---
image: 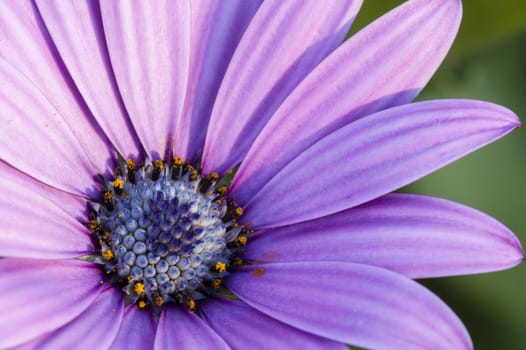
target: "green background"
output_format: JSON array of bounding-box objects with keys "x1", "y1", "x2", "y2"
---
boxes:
[{"x1": 351, "y1": 1, "x2": 526, "y2": 349}]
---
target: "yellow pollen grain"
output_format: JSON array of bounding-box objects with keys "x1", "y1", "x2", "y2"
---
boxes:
[
  {"x1": 89, "y1": 220, "x2": 102, "y2": 233},
  {"x1": 134, "y1": 282, "x2": 145, "y2": 294},
  {"x1": 215, "y1": 261, "x2": 227, "y2": 273},
  {"x1": 234, "y1": 207, "x2": 243, "y2": 217},
  {"x1": 217, "y1": 186, "x2": 227, "y2": 195},
  {"x1": 212, "y1": 279, "x2": 222, "y2": 288},
  {"x1": 154, "y1": 160, "x2": 164, "y2": 170},
  {"x1": 112, "y1": 178, "x2": 124, "y2": 190},
  {"x1": 187, "y1": 298, "x2": 196, "y2": 311},
  {"x1": 173, "y1": 156, "x2": 183, "y2": 167},
  {"x1": 102, "y1": 249, "x2": 114, "y2": 260},
  {"x1": 237, "y1": 236, "x2": 247, "y2": 245},
  {"x1": 103, "y1": 191, "x2": 113, "y2": 202},
  {"x1": 154, "y1": 296, "x2": 164, "y2": 306},
  {"x1": 127, "y1": 159, "x2": 136, "y2": 170},
  {"x1": 138, "y1": 300, "x2": 146, "y2": 308},
  {"x1": 208, "y1": 172, "x2": 219, "y2": 182}
]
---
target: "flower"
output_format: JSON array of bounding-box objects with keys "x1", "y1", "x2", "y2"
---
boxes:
[{"x1": 0, "y1": 0, "x2": 522, "y2": 349}]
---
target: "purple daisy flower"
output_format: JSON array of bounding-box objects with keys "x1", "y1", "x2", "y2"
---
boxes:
[{"x1": 0, "y1": 0, "x2": 522, "y2": 349}]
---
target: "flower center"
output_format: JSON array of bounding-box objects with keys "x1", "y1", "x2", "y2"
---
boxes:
[{"x1": 88, "y1": 156, "x2": 248, "y2": 310}]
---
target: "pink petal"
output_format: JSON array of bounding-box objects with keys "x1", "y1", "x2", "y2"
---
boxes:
[
  {"x1": 227, "y1": 262, "x2": 472, "y2": 350},
  {"x1": 35, "y1": 0, "x2": 141, "y2": 157},
  {"x1": 0, "y1": 161, "x2": 93, "y2": 259},
  {"x1": 231, "y1": 0, "x2": 462, "y2": 204},
  {"x1": 202, "y1": 0, "x2": 363, "y2": 174},
  {"x1": 109, "y1": 305, "x2": 157, "y2": 350},
  {"x1": 244, "y1": 193, "x2": 523, "y2": 278},
  {"x1": 174, "y1": 0, "x2": 262, "y2": 161},
  {"x1": 0, "y1": 0, "x2": 113, "y2": 172},
  {"x1": 100, "y1": 1, "x2": 190, "y2": 157},
  {"x1": 243, "y1": 100, "x2": 519, "y2": 228},
  {"x1": 0, "y1": 259, "x2": 103, "y2": 348}
]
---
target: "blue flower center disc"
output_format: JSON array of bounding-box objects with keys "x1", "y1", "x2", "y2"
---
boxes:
[{"x1": 88, "y1": 157, "x2": 247, "y2": 310}]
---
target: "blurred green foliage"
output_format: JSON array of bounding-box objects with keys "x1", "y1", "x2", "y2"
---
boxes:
[{"x1": 350, "y1": 1, "x2": 526, "y2": 349}]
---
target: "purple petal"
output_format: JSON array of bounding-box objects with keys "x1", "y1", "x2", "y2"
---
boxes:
[
  {"x1": 154, "y1": 306, "x2": 230, "y2": 350},
  {"x1": 110, "y1": 305, "x2": 157, "y2": 350},
  {"x1": 227, "y1": 262, "x2": 472, "y2": 350},
  {"x1": 100, "y1": 1, "x2": 189, "y2": 157},
  {"x1": 19, "y1": 287, "x2": 124, "y2": 349},
  {"x1": 202, "y1": 0, "x2": 363, "y2": 174},
  {"x1": 0, "y1": 161, "x2": 85, "y2": 219},
  {"x1": 35, "y1": 0, "x2": 141, "y2": 157},
  {"x1": 231, "y1": 0, "x2": 462, "y2": 204},
  {"x1": 0, "y1": 259, "x2": 103, "y2": 348},
  {"x1": 243, "y1": 100, "x2": 519, "y2": 228},
  {"x1": 0, "y1": 1, "x2": 113, "y2": 171},
  {"x1": 174, "y1": 0, "x2": 262, "y2": 162},
  {"x1": 0, "y1": 162, "x2": 93, "y2": 259},
  {"x1": 244, "y1": 193, "x2": 523, "y2": 278},
  {"x1": 0, "y1": 59, "x2": 97, "y2": 196},
  {"x1": 201, "y1": 298, "x2": 347, "y2": 350}
]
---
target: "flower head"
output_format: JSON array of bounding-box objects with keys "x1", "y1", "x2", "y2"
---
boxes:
[{"x1": 0, "y1": 0, "x2": 522, "y2": 349}]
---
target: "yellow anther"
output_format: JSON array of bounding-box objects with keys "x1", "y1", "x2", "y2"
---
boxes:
[
  {"x1": 89, "y1": 219, "x2": 102, "y2": 233},
  {"x1": 173, "y1": 156, "x2": 183, "y2": 167},
  {"x1": 237, "y1": 236, "x2": 247, "y2": 245},
  {"x1": 215, "y1": 261, "x2": 227, "y2": 273},
  {"x1": 212, "y1": 279, "x2": 222, "y2": 289},
  {"x1": 134, "y1": 282, "x2": 145, "y2": 294},
  {"x1": 208, "y1": 172, "x2": 219, "y2": 182},
  {"x1": 127, "y1": 159, "x2": 136, "y2": 170},
  {"x1": 234, "y1": 207, "x2": 244, "y2": 217},
  {"x1": 112, "y1": 178, "x2": 124, "y2": 190},
  {"x1": 138, "y1": 300, "x2": 146, "y2": 308},
  {"x1": 186, "y1": 298, "x2": 196, "y2": 311},
  {"x1": 154, "y1": 296, "x2": 164, "y2": 307},
  {"x1": 154, "y1": 160, "x2": 164, "y2": 170},
  {"x1": 102, "y1": 249, "x2": 114, "y2": 260},
  {"x1": 190, "y1": 170, "x2": 198, "y2": 181},
  {"x1": 103, "y1": 191, "x2": 113, "y2": 203},
  {"x1": 217, "y1": 186, "x2": 227, "y2": 196}
]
